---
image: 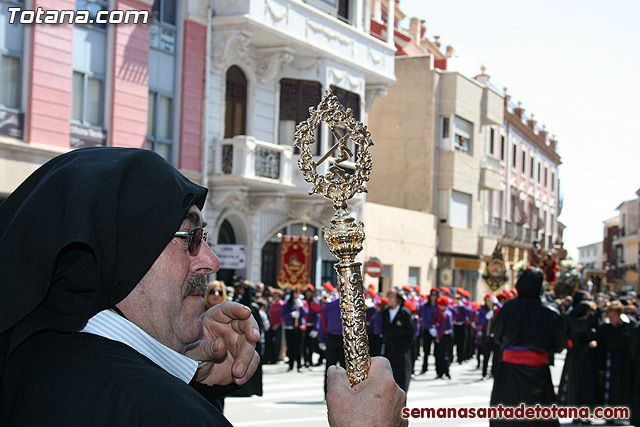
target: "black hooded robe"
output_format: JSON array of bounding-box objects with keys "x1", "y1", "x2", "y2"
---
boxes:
[
  {"x1": 597, "y1": 318, "x2": 636, "y2": 409},
  {"x1": 382, "y1": 305, "x2": 415, "y2": 393},
  {"x1": 0, "y1": 148, "x2": 236, "y2": 426},
  {"x1": 556, "y1": 292, "x2": 599, "y2": 409},
  {"x1": 489, "y1": 269, "x2": 566, "y2": 427}
]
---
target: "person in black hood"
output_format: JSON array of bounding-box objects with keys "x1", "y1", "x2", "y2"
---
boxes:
[
  {"x1": 556, "y1": 290, "x2": 599, "y2": 423},
  {"x1": 0, "y1": 147, "x2": 261, "y2": 426},
  {"x1": 489, "y1": 268, "x2": 566, "y2": 427},
  {"x1": 231, "y1": 284, "x2": 265, "y2": 398}
]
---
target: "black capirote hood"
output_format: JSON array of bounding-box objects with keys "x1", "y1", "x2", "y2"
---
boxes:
[{"x1": 0, "y1": 147, "x2": 207, "y2": 379}]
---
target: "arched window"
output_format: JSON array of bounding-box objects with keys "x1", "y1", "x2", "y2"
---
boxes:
[
  {"x1": 225, "y1": 66, "x2": 247, "y2": 138},
  {"x1": 218, "y1": 219, "x2": 236, "y2": 244}
]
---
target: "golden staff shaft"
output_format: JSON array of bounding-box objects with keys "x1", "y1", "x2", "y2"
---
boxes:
[{"x1": 323, "y1": 210, "x2": 371, "y2": 385}]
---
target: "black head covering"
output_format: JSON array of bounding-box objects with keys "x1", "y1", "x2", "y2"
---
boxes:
[
  {"x1": 515, "y1": 267, "x2": 544, "y2": 300},
  {"x1": 240, "y1": 285, "x2": 257, "y2": 307},
  {"x1": 572, "y1": 290, "x2": 589, "y2": 308},
  {"x1": 0, "y1": 147, "x2": 207, "y2": 415}
]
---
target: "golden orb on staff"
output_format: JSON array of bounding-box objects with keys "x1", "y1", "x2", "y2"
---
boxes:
[{"x1": 294, "y1": 90, "x2": 373, "y2": 386}]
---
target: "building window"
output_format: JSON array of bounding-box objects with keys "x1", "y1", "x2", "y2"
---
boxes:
[
  {"x1": 453, "y1": 116, "x2": 473, "y2": 154},
  {"x1": 146, "y1": 90, "x2": 173, "y2": 161},
  {"x1": 305, "y1": 0, "x2": 350, "y2": 23},
  {"x1": 150, "y1": 0, "x2": 176, "y2": 53},
  {"x1": 450, "y1": 190, "x2": 471, "y2": 228},
  {"x1": 521, "y1": 150, "x2": 526, "y2": 174},
  {"x1": 225, "y1": 66, "x2": 247, "y2": 138},
  {"x1": 279, "y1": 78, "x2": 321, "y2": 153},
  {"x1": 512, "y1": 143, "x2": 517, "y2": 168},
  {"x1": 537, "y1": 162, "x2": 541, "y2": 183},
  {"x1": 442, "y1": 117, "x2": 450, "y2": 139},
  {"x1": 0, "y1": 2, "x2": 25, "y2": 139},
  {"x1": 544, "y1": 166, "x2": 548, "y2": 187},
  {"x1": 489, "y1": 128, "x2": 495, "y2": 155},
  {"x1": 408, "y1": 267, "x2": 420, "y2": 287},
  {"x1": 551, "y1": 172, "x2": 555, "y2": 191},
  {"x1": 71, "y1": 71, "x2": 104, "y2": 126},
  {"x1": 0, "y1": 54, "x2": 20, "y2": 109},
  {"x1": 337, "y1": 0, "x2": 349, "y2": 22},
  {"x1": 500, "y1": 135, "x2": 505, "y2": 161},
  {"x1": 530, "y1": 156, "x2": 534, "y2": 179},
  {"x1": 329, "y1": 85, "x2": 360, "y2": 159},
  {"x1": 76, "y1": 0, "x2": 108, "y2": 30}
]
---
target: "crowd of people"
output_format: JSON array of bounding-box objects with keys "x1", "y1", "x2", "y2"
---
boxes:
[{"x1": 222, "y1": 270, "x2": 640, "y2": 425}]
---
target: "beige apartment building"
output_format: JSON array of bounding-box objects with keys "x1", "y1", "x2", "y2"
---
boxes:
[
  {"x1": 364, "y1": 51, "x2": 504, "y2": 299},
  {"x1": 363, "y1": 10, "x2": 566, "y2": 298}
]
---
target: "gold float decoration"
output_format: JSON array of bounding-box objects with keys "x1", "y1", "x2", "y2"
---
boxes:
[
  {"x1": 482, "y1": 242, "x2": 509, "y2": 291},
  {"x1": 294, "y1": 90, "x2": 372, "y2": 386}
]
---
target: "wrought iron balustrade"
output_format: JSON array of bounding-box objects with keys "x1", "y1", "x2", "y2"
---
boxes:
[{"x1": 255, "y1": 146, "x2": 281, "y2": 179}]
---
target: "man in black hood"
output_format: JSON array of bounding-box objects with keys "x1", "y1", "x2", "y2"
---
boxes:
[
  {"x1": 489, "y1": 268, "x2": 566, "y2": 426},
  {"x1": 0, "y1": 147, "x2": 407, "y2": 426},
  {"x1": 0, "y1": 147, "x2": 261, "y2": 426}
]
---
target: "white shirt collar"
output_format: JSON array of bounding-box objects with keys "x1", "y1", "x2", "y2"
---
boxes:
[
  {"x1": 389, "y1": 305, "x2": 401, "y2": 322},
  {"x1": 81, "y1": 309, "x2": 199, "y2": 384}
]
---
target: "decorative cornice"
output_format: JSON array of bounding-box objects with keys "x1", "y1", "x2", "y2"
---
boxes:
[
  {"x1": 212, "y1": 29, "x2": 252, "y2": 70},
  {"x1": 368, "y1": 47, "x2": 383, "y2": 64},
  {"x1": 331, "y1": 67, "x2": 363, "y2": 91},
  {"x1": 290, "y1": 57, "x2": 321, "y2": 73},
  {"x1": 365, "y1": 84, "x2": 387, "y2": 112},
  {"x1": 257, "y1": 47, "x2": 294, "y2": 84},
  {"x1": 249, "y1": 192, "x2": 286, "y2": 213},
  {"x1": 506, "y1": 111, "x2": 561, "y2": 164},
  {"x1": 307, "y1": 19, "x2": 353, "y2": 46},
  {"x1": 265, "y1": 0, "x2": 288, "y2": 23}
]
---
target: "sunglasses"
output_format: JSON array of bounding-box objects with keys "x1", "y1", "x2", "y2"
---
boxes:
[
  {"x1": 208, "y1": 289, "x2": 222, "y2": 296},
  {"x1": 174, "y1": 227, "x2": 208, "y2": 255}
]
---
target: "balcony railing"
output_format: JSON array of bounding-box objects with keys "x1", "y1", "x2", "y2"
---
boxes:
[
  {"x1": 254, "y1": 146, "x2": 281, "y2": 179},
  {"x1": 483, "y1": 217, "x2": 502, "y2": 237},
  {"x1": 217, "y1": 136, "x2": 293, "y2": 186},
  {"x1": 503, "y1": 220, "x2": 537, "y2": 245}
]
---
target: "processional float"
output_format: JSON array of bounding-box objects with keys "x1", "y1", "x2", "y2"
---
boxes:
[{"x1": 294, "y1": 90, "x2": 373, "y2": 386}]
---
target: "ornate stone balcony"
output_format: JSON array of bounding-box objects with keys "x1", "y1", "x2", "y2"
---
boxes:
[{"x1": 215, "y1": 135, "x2": 293, "y2": 187}]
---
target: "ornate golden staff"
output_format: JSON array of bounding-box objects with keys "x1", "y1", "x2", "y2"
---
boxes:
[{"x1": 294, "y1": 90, "x2": 373, "y2": 386}]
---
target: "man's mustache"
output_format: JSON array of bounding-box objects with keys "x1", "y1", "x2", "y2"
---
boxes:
[{"x1": 183, "y1": 274, "x2": 208, "y2": 298}]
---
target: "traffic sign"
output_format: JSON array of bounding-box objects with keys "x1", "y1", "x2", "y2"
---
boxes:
[
  {"x1": 364, "y1": 259, "x2": 383, "y2": 278},
  {"x1": 213, "y1": 244, "x2": 246, "y2": 269}
]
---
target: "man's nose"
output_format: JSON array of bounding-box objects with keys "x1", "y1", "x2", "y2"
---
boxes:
[{"x1": 193, "y1": 242, "x2": 220, "y2": 275}]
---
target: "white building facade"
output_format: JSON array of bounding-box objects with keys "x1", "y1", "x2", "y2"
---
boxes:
[{"x1": 204, "y1": 0, "x2": 396, "y2": 286}]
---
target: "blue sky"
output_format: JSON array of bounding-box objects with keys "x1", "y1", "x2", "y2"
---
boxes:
[{"x1": 397, "y1": 0, "x2": 640, "y2": 259}]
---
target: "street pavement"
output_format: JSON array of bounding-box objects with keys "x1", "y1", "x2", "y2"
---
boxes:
[{"x1": 224, "y1": 351, "x2": 628, "y2": 426}]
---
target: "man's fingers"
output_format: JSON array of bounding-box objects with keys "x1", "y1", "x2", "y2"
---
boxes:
[
  {"x1": 234, "y1": 350, "x2": 260, "y2": 385},
  {"x1": 211, "y1": 301, "x2": 252, "y2": 323},
  {"x1": 326, "y1": 364, "x2": 351, "y2": 394},
  {"x1": 230, "y1": 334, "x2": 257, "y2": 378},
  {"x1": 237, "y1": 316, "x2": 261, "y2": 343},
  {"x1": 183, "y1": 338, "x2": 226, "y2": 362}
]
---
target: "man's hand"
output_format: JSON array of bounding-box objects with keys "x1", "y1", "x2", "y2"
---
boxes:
[
  {"x1": 184, "y1": 301, "x2": 261, "y2": 386},
  {"x1": 326, "y1": 357, "x2": 407, "y2": 427}
]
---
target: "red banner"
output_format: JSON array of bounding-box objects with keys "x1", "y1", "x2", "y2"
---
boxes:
[{"x1": 277, "y1": 235, "x2": 312, "y2": 289}]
